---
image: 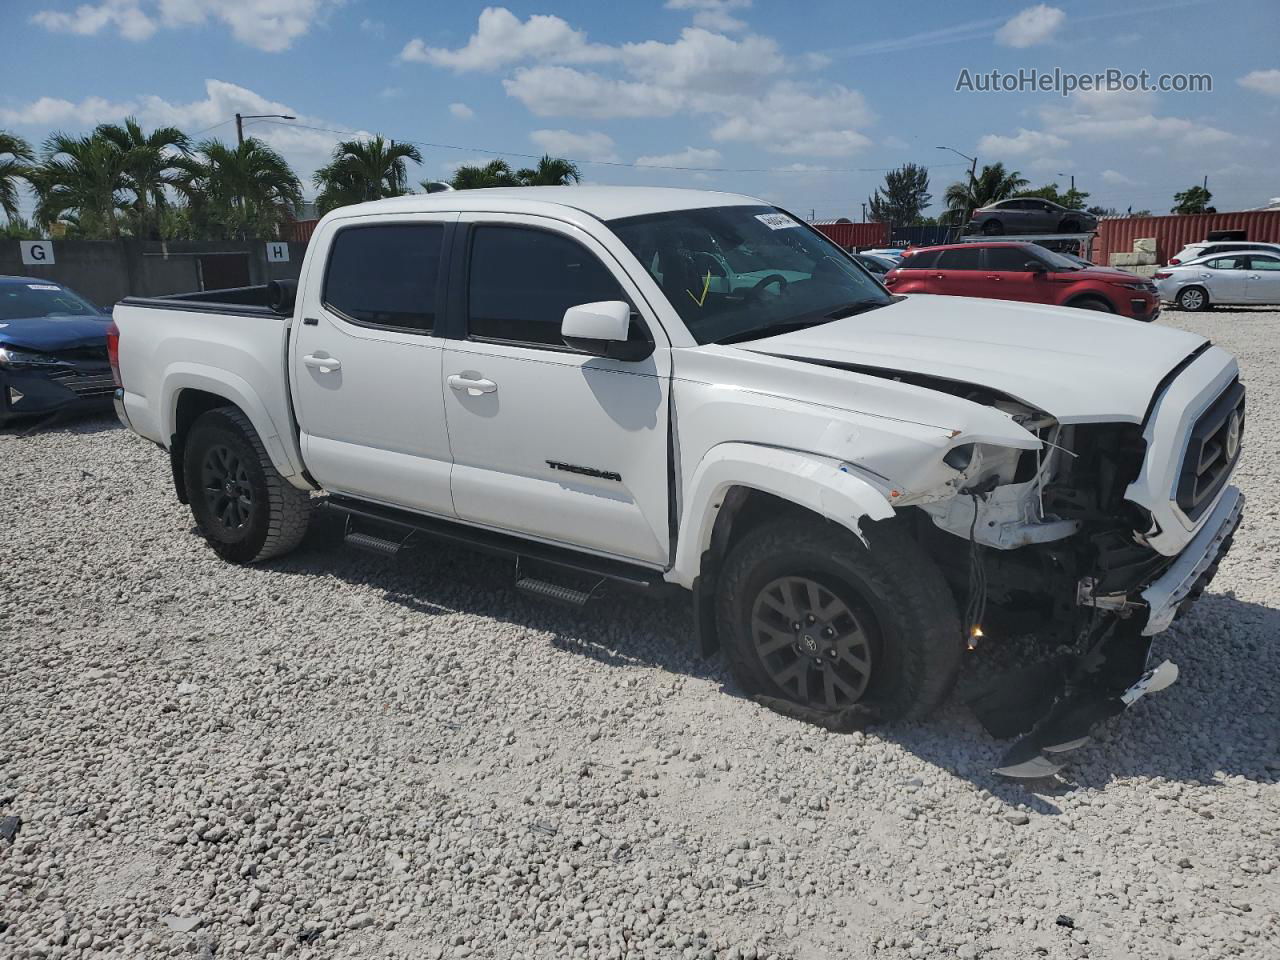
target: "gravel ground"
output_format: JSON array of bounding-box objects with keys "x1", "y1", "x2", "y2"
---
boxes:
[{"x1": 1, "y1": 307, "x2": 1277, "y2": 960}]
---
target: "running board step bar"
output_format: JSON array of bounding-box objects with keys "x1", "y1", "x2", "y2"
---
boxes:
[
  {"x1": 516, "y1": 578, "x2": 593, "y2": 607},
  {"x1": 324, "y1": 495, "x2": 668, "y2": 594},
  {"x1": 344, "y1": 531, "x2": 405, "y2": 557}
]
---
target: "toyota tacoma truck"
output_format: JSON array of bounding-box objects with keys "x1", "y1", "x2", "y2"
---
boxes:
[{"x1": 110, "y1": 188, "x2": 1245, "y2": 777}]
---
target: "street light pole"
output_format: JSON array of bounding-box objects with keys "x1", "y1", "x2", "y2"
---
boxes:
[
  {"x1": 235, "y1": 112, "x2": 297, "y2": 146},
  {"x1": 936, "y1": 145, "x2": 978, "y2": 227}
]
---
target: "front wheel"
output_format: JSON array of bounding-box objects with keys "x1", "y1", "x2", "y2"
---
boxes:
[
  {"x1": 982, "y1": 220, "x2": 1003, "y2": 235},
  {"x1": 716, "y1": 516, "x2": 962, "y2": 721},
  {"x1": 183, "y1": 406, "x2": 312, "y2": 564}
]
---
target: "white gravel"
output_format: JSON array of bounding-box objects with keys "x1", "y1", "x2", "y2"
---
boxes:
[{"x1": 2, "y1": 307, "x2": 1278, "y2": 960}]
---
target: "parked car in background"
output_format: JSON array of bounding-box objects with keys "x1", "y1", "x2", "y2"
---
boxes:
[
  {"x1": 1166, "y1": 240, "x2": 1280, "y2": 265},
  {"x1": 965, "y1": 199, "x2": 1097, "y2": 237},
  {"x1": 1155, "y1": 250, "x2": 1280, "y2": 310},
  {"x1": 859, "y1": 247, "x2": 906, "y2": 262},
  {"x1": 886, "y1": 242, "x2": 1160, "y2": 320},
  {"x1": 0, "y1": 276, "x2": 115, "y2": 426},
  {"x1": 852, "y1": 253, "x2": 896, "y2": 275}
]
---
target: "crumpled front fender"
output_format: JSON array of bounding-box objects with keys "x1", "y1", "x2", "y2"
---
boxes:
[{"x1": 669, "y1": 442, "x2": 895, "y2": 588}]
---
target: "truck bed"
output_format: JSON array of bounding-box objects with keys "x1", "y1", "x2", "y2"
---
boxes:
[{"x1": 112, "y1": 284, "x2": 306, "y2": 482}]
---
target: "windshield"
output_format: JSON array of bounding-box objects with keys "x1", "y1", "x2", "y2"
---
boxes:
[
  {"x1": 608, "y1": 205, "x2": 892, "y2": 345},
  {"x1": 0, "y1": 282, "x2": 99, "y2": 321}
]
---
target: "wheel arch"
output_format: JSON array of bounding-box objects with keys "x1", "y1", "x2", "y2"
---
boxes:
[
  {"x1": 1064, "y1": 292, "x2": 1116, "y2": 312},
  {"x1": 675, "y1": 443, "x2": 897, "y2": 657},
  {"x1": 161, "y1": 366, "x2": 306, "y2": 495}
]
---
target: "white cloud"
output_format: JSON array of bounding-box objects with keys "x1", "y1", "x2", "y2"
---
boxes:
[
  {"x1": 711, "y1": 82, "x2": 874, "y2": 155},
  {"x1": 30, "y1": 0, "x2": 338, "y2": 52},
  {"x1": 399, "y1": 7, "x2": 612, "y2": 71},
  {"x1": 379, "y1": 87, "x2": 402, "y2": 99},
  {"x1": 664, "y1": 0, "x2": 751, "y2": 33},
  {"x1": 618, "y1": 28, "x2": 783, "y2": 95},
  {"x1": 635, "y1": 146, "x2": 723, "y2": 168},
  {"x1": 1101, "y1": 168, "x2": 1136, "y2": 185},
  {"x1": 1040, "y1": 89, "x2": 1241, "y2": 145},
  {"x1": 995, "y1": 4, "x2": 1066, "y2": 48},
  {"x1": 1238, "y1": 69, "x2": 1280, "y2": 98},
  {"x1": 0, "y1": 95, "x2": 136, "y2": 127},
  {"x1": 529, "y1": 129, "x2": 617, "y2": 162},
  {"x1": 977, "y1": 128, "x2": 1068, "y2": 157},
  {"x1": 504, "y1": 66, "x2": 686, "y2": 118},
  {"x1": 449, "y1": 102, "x2": 475, "y2": 119},
  {"x1": 359, "y1": 18, "x2": 384, "y2": 37}
]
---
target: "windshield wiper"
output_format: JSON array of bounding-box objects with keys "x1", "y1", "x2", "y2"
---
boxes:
[{"x1": 712, "y1": 299, "x2": 889, "y2": 345}]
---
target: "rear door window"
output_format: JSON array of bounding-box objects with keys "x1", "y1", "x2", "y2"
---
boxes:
[
  {"x1": 899, "y1": 250, "x2": 939, "y2": 269},
  {"x1": 323, "y1": 224, "x2": 445, "y2": 332},
  {"x1": 936, "y1": 248, "x2": 983, "y2": 270},
  {"x1": 1204, "y1": 256, "x2": 1245, "y2": 270}
]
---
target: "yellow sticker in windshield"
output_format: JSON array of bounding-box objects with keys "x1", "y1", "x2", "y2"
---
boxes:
[{"x1": 687, "y1": 270, "x2": 711, "y2": 307}]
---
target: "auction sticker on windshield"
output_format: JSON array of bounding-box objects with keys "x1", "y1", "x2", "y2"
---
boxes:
[
  {"x1": 755, "y1": 213, "x2": 800, "y2": 230},
  {"x1": 27, "y1": 284, "x2": 60, "y2": 291}
]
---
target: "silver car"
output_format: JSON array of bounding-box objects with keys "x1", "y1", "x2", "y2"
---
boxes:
[{"x1": 1155, "y1": 249, "x2": 1280, "y2": 311}]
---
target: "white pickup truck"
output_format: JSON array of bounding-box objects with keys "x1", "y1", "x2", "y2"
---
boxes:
[{"x1": 110, "y1": 187, "x2": 1245, "y2": 776}]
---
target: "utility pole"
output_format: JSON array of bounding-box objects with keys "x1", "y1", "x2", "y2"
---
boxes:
[
  {"x1": 235, "y1": 112, "x2": 297, "y2": 147},
  {"x1": 861, "y1": 201, "x2": 867, "y2": 222},
  {"x1": 1203, "y1": 174, "x2": 1208, "y2": 191}
]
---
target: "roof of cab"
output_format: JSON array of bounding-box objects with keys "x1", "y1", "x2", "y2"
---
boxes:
[{"x1": 343, "y1": 186, "x2": 766, "y2": 222}]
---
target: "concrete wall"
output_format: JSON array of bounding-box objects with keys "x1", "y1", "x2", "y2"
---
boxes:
[{"x1": 0, "y1": 239, "x2": 307, "y2": 308}]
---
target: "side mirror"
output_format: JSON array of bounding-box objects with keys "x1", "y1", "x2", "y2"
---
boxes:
[
  {"x1": 1024, "y1": 260, "x2": 1047, "y2": 273},
  {"x1": 562, "y1": 300, "x2": 653, "y2": 361}
]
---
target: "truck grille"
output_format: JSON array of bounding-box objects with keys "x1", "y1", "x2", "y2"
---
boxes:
[
  {"x1": 48, "y1": 368, "x2": 116, "y2": 398},
  {"x1": 1176, "y1": 379, "x2": 1245, "y2": 521}
]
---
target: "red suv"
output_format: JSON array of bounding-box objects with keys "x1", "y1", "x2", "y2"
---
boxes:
[{"x1": 884, "y1": 242, "x2": 1160, "y2": 321}]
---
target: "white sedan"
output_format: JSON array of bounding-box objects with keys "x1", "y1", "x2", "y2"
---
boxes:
[{"x1": 1155, "y1": 250, "x2": 1280, "y2": 311}]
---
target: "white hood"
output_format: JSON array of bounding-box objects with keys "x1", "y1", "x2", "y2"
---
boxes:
[{"x1": 734, "y1": 294, "x2": 1206, "y2": 424}]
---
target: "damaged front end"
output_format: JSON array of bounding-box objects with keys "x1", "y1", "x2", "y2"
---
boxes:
[{"x1": 915, "y1": 407, "x2": 1244, "y2": 779}]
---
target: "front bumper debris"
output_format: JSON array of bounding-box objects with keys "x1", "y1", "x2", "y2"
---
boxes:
[{"x1": 972, "y1": 487, "x2": 1242, "y2": 779}]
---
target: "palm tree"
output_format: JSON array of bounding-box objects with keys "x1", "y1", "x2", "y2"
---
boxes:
[
  {"x1": 94, "y1": 117, "x2": 191, "y2": 239},
  {"x1": 313, "y1": 135, "x2": 423, "y2": 214},
  {"x1": 944, "y1": 162, "x2": 1029, "y2": 223},
  {"x1": 32, "y1": 132, "x2": 129, "y2": 238},
  {"x1": 450, "y1": 158, "x2": 520, "y2": 190},
  {"x1": 0, "y1": 130, "x2": 35, "y2": 224},
  {"x1": 178, "y1": 138, "x2": 303, "y2": 240},
  {"x1": 516, "y1": 154, "x2": 581, "y2": 186}
]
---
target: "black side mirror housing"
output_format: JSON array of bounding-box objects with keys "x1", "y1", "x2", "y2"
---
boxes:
[{"x1": 1025, "y1": 260, "x2": 1047, "y2": 273}]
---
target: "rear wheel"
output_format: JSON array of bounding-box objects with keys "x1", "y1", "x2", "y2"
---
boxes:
[
  {"x1": 1059, "y1": 219, "x2": 1082, "y2": 233},
  {"x1": 1177, "y1": 286, "x2": 1210, "y2": 312},
  {"x1": 982, "y1": 220, "x2": 1003, "y2": 235},
  {"x1": 716, "y1": 516, "x2": 962, "y2": 721},
  {"x1": 183, "y1": 406, "x2": 311, "y2": 563}
]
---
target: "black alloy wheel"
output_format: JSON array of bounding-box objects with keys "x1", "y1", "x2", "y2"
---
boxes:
[
  {"x1": 749, "y1": 575, "x2": 876, "y2": 710},
  {"x1": 200, "y1": 443, "x2": 254, "y2": 531}
]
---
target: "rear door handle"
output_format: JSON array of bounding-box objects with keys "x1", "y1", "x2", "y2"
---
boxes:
[
  {"x1": 448, "y1": 374, "x2": 497, "y2": 396},
  {"x1": 303, "y1": 354, "x2": 341, "y2": 372},
  {"x1": 985, "y1": 274, "x2": 1001, "y2": 280}
]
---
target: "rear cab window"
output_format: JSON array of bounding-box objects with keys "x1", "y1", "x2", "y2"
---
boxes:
[{"x1": 323, "y1": 223, "x2": 445, "y2": 332}]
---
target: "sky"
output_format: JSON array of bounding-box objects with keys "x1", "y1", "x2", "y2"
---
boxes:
[{"x1": 2, "y1": 0, "x2": 1279, "y2": 220}]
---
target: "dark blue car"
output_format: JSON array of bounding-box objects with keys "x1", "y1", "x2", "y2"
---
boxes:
[{"x1": 0, "y1": 276, "x2": 115, "y2": 425}]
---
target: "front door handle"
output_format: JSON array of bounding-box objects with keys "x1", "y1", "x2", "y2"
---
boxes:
[
  {"x1": 448, "y1": 374, "x2": 498, "y2": 396},
  {"x1": 985, "y1": 274, "x2": 1001, "y2": 280},
  {"x1": 303, "y1": 354, "x2": 341, "y2": 372}
]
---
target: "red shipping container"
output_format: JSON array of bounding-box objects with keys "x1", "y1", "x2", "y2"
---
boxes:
[{"x1": 1094, "y1": 210, "x2": 1280, "y2": 265}]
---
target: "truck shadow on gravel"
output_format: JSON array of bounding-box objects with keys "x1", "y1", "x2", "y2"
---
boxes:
[{"x1": 276, "y1": 509, "x2": 1278, "y2": 800}]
